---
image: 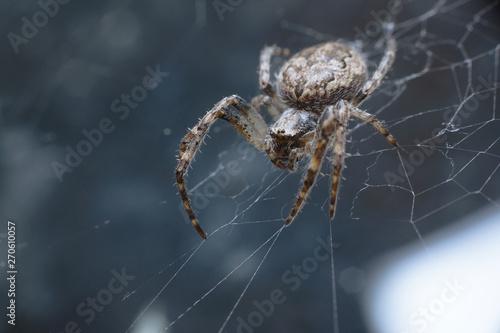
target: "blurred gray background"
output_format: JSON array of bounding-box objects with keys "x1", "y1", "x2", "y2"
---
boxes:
[{"x1": 0, "y1": 0, "x2": 499, "y2": 332}]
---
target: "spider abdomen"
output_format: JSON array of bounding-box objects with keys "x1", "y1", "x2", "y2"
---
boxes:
[{"x1": 278, "y1": 41, "x2": 368, "y2": 112}]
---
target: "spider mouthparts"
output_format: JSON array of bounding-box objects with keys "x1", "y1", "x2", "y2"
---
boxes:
[{"x1": 276, "y1": 159, "x2": 290, "y2": 170}]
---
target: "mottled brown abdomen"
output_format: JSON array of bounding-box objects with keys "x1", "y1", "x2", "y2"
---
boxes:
[{"x1": 278, "y1": 42, "x2": 368, "y2": 112}]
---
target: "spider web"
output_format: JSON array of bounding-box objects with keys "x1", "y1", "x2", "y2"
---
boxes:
[{"x1": 123, "y1": 1, "x2": 500, "y2": 333}]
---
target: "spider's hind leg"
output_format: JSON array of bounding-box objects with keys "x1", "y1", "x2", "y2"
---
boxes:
[
  {"x1": 176, "y1": 95, "x2": 268, "y2": 239},
  {"x1": 328, "y1": 101, "x2": 351, "y2": 219},
  {"x1": 259, "y1": 44, "x2": 290, "y2": 98},
  {"x1": 255, "y1": 45, "x2": 291, "y2": 121},
  {"x1": 356, "y1": 37, "x2": 397, "y2": 104}
]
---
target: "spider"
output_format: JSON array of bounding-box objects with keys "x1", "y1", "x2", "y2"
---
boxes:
[{"x1": 176, "y1": 36, "x2": 398, "y2": 239}]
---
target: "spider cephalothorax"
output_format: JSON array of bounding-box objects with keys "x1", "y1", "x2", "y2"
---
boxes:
[
  {"x1": 176, "y1": 36, "x2": 398, "y2": 239},
  {"x1": 265, "y1": 109, "x2": 317, "y2": 170}
]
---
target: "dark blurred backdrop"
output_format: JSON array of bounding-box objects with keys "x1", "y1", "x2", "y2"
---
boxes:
[{"x1": 1, "y1": 1, "x2": 499, "y2": 333}]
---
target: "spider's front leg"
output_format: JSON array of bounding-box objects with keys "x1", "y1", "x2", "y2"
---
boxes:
[
  {"x1": 329, "y1": 103, "x2": 399, "y2": 219},
  {"x1": 176, "y1": 95, "x2": 268, "y2": 239},
  {"x1": 285, "y1": 103, "x2": 340, "y2": 225},
  {"x1": 329, "y1": 101, "x2": 350, "y2": 218}
]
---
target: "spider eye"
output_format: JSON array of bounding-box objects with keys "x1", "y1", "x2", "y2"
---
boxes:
[{"x1": 270, "y1": 129, "x2": 288, "y2": 140}]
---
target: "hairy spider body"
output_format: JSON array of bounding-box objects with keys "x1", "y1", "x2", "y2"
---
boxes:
[{"x1": 176, "y1": 38, "x2": 398, "y2": 239}]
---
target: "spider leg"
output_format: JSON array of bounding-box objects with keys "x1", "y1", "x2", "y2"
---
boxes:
[
  {"x1": 257, "y1": 45, "x2": 291, "y2": 120},
  {"x1": 175, "y1": 95, "x2": 268, "y2": 239},
  {"x1": 330, "y1": 102, "x2": 399, "y2": 219},
  {"x1": 329, "y1": 101, "x2": 351, "y2": 218},
  {"x1": 350, "y1": 107, "x2": 398, "y2": 146},
  {"x1": 251, "y1": 94, "x2": 284, "y2": 122},
  {"x1": 285, "y1": 104, "x2": 338, "y2": 226},
  {"x1": 356, "y1": 37, "x2": 397, "y2": 104},
  {"x1": 259, "y1": 44, "x2": 290, "y2": 97}
]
